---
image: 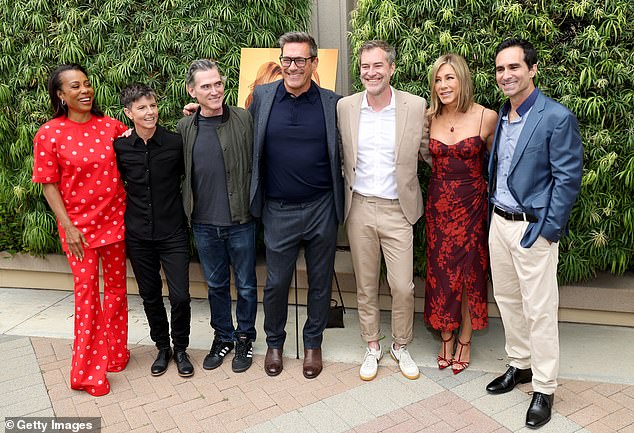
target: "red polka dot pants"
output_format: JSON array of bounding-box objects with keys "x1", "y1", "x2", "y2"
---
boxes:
[{"x1": 66, "y1": 241, "x2": 129, "y2": 396}]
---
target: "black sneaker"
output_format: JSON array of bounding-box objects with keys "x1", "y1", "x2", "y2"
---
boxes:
[
  {"x1": 203, "y1": 337, "x2": 234, "y2": 370},
  {"x1": 232, "y1": 334, "x2": 253, "y2": 373}
]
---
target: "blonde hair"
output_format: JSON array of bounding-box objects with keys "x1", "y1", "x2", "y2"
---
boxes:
[{"x1": 428, "y1": 53, "x2": 474, "y2": 118}]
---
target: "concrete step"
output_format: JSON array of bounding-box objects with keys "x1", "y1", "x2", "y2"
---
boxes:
[{"x1": 2, "y1": 250, "x2": 633, "y2": 326}]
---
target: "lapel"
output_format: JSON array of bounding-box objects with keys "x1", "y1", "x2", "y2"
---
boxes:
[
  {"x1": 488, "y1": 110, "x2": 504, "y2": 186},
  {"x1": 256, "y1": 81, "x2": 281, "y2": 148},
  {"x1": 394, "y1": 89, "x2": 408, "y2": 160},
  {"x1": 318, "y1": 85, "x2": 337, "y2": 160},
  {"x1": 509, "y1": 91, "x2": 545, "y2": 175},
  {"x1": 348, "y1": 92, "x2": 364, "y2": 163}
]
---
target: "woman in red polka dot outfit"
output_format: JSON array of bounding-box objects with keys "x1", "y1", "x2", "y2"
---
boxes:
[{"x1": 32, "y1": 64, "x2": 130, "y2": 396}]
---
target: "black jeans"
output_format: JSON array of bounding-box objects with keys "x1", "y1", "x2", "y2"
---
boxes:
[{"x1": 126, "y1": 230, "x2": 191, "y2": 351}]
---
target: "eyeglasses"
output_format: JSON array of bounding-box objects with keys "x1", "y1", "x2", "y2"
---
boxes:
[{"x1": 279, "y1": 56, "x2": 315, "y2": 67}]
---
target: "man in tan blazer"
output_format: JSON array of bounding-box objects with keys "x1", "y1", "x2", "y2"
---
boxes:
[{"x1": 337, "y1": 40, "x2": 429, "y2": 381}]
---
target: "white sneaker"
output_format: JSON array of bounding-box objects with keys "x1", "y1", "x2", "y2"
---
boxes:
[
  {"x1": 359, "y1": 346, "x2": 382, "y2": 381},
  {"x1": 390, "y1": 344, "x2": 420, "y2": 380}
]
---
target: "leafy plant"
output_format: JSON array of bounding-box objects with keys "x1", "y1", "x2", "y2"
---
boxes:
[
  {"x1": 0, "y1": 0, "x2": 311, "y2": 254},
  {"x1": 349, "y1": 0, "x2": 634, "y2": 283}
]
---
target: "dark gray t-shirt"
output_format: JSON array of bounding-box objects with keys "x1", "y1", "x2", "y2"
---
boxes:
[{"x1": 191, "y1": 114, "x2": 232, "y2": 225}]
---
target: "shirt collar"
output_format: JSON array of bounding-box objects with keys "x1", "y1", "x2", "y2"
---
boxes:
[
  {"x1": 502, "y1": 87, "x2": 539, "y2": 117},
  {"x1": 132, "y1": 124, "x2": 164, "y2": 147},
  {"x1": 361, "y1": 86, "x2": 396, "y2": 112},
  {"x1": 193, "y1": 104, "x2": 230, "y2": 126},
  {"x1": 275, "y1": 80, "x2": 319, "y2": 103}
]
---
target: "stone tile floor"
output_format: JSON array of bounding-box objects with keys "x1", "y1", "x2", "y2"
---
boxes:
[{"x1": 2, "y1": 334, "x2": 634, "y2": 432}]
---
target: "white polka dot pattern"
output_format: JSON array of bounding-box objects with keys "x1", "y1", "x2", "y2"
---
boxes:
[
  {"x1": 32, "y1": 115, "x2": 128, "y2": 252},
  {"x1": 66, "y1": 241, "x2": 129, "y2": 396}
]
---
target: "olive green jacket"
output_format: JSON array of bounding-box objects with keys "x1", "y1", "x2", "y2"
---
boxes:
[{"x1": 177, "y1": 104, "x2": 253, "y2": 225}]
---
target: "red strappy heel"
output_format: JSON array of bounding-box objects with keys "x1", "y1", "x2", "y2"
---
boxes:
[
  {"x1": 437, "y1": 332, "x2": 454, "y2": 370},
  {"x1": 452, "y1": 338, "x2": 471, "y2": 374}
]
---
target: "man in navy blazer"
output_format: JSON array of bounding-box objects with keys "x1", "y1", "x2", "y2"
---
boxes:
[
  {"x1": 248, "y1": 31, "x2": 344, "y2": 379},
  {"x1": 484, "y1": 39, "x2": 583, "y2": 429}
]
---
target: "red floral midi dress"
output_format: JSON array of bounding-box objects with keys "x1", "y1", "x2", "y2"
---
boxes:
[{"x1": 424, "y1": 135, "x2": 489, "y2": 333}]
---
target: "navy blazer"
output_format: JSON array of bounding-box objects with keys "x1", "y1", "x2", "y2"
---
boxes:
[
  {"x1": 248, "y1": 80, "x2": 344, "y2": 224},
  {"x1": 488, "y1": 89, "x2": 583, "y2": 248}
]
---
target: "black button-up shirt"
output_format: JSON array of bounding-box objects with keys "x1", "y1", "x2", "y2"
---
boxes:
[{"x1": 114, "y1": 125, "x2": 186, "y2": 240}]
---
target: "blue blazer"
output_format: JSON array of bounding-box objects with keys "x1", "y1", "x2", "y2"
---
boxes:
[
  {"x1": 488, "y1": 89, "x2": 583, "y2": 248},
  {"x1": 248, "y1": 80, "x2": 344, "y2": 224}
]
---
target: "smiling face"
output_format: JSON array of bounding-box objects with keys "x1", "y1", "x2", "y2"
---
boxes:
[
  {"x1": 188, "y1": 67, "x2": 224, "y2": 117},
  {"x1": 280, "y1": 42, "x2": 317, "y2": 96},
  {"x1": 434, "y1": 63, "x2": 460, "y2": 108},
  {"x1": 360, "y1": 47, "x2": 394, "y2": 98},
  {"x1": 124, "y1": 95, "x2": 158, "y2": 132},
  {"x1": 495, "y1": 46, "x2": 537, "y2": 103},
  {"x1": 56, "y1": 69, "x2": 94, "y2": 120}
]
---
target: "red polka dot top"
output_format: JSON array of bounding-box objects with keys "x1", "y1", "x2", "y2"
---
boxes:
[{"x1": 32, "y1": 115, "x2": 129, "y2": 251}]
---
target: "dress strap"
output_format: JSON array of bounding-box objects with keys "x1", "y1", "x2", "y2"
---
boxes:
[{"x1": 478, "y1": 108, "x2": 485, "y2": 137}]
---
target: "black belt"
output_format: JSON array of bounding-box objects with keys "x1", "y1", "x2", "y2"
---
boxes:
[{"x1": 493, "y1": 206, "x2": 537, "y2": 223}]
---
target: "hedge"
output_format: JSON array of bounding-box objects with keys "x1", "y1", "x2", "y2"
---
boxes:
[
  {"x1": 0, "y1": 0, "x2": 311, "y2": 253},
  {"x1": 1, "y1": 0, "x2": 632, "y2": 284},
  {"x1": 348, "y1": 0, "x2": 634, "y2": 283}
]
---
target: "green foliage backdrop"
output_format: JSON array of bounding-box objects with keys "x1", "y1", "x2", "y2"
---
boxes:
[
  {"x1": 0, "y1": 0, "x2": 311, "y2": 253},
  {"x1": 349, "y1": 0, "x2": 633, "y2": 283}
]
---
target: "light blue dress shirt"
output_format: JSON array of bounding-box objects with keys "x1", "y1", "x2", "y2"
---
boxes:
[{"x1": 492, "y1": 89, "x2": 539, "y2": 212}]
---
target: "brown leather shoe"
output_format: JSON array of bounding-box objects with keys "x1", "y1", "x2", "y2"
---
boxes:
[
  {"x1": 264, "y1": 347, "x2": 283, "y2": 376},
  {"x1": 303, "y1": 348, "x2": 322, "y2": 379}
]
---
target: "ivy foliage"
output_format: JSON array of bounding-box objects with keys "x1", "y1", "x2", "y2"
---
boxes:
[
  {"x1": 349, "y1": 0, "x2": 634, "y2": 283},
  {"x1": 0, "y1": 0, "x2": 311, "y2": 254}
]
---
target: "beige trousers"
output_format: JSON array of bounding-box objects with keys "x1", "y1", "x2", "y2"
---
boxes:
[
  {"x1": 346, "y1": 193, "x2": 415, "y2": 345},
  {"x1": 489, "y1": 213, "x2": 560, "y2": 394}
]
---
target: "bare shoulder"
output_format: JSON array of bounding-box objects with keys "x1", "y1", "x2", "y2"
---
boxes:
[
  {"x1": 473, "y1": 104, "x2": 497, "y2": 126},
  {"x1": 483, "y1": 108, "x2": 498, "y2": 128}
]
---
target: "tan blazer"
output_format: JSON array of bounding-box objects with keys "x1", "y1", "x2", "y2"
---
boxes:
[{"x1": 337, "y1": 89, "x2": 430, "y2": 225}]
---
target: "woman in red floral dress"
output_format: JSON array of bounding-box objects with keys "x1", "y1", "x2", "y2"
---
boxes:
[
  {"x1": 32, "y1": 64, "x2": 130, "y2": 396},
  {"x1": 424, "y1": 54, "x2": 498, "y2": 374}
]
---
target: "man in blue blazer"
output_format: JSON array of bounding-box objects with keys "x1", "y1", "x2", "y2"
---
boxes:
[
  {"x1": 248, "y1": 31, "x2": 344, "y2": 379},
  {"x1": 485, "y1": 39, "x2": 583, "y2": 429}
]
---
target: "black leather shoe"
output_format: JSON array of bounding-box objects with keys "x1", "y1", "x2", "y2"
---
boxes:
[
  {"x1": 526, "y1": 392, "x2": 554, "y2": 428},
  {"x1": 174, "y1": 350, "x2": 194, "y2": 377},
  {"x1": 486, "y1": 366, "x2": 532, "y2": 394},
  {"x1": 151, "y1": 347, "x2": 172, "y2": 376}
]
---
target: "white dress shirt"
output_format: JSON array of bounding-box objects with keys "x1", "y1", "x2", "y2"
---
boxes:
[{"x1": 354, "y1": 88, "x2": 398, "y2": 199}]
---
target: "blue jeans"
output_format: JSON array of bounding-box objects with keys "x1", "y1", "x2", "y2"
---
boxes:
[{"x1": 192, "y1": 220, "x2": 257, "y2": 342}]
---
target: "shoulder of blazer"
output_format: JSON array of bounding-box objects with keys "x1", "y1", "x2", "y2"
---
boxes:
[
  {"x1": 538, "y1": 91, "x2": 574, "y2": 119},
  {"x1": 253, "y1": 80, "x2": 282, "y2": 100},
  {"x1": 317, "y1": 86, "x2": 342, "y2": 104},
  {"x1": 338, "y1": 92, "x2": 363, "y2": 109},
  {"x1": 395, "y1": 89, "x2": 425, "y2": 104}
]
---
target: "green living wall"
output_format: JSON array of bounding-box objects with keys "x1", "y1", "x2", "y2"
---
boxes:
[
  {"x1": 349, "y1": 0, "x2": 633, "y2": 283},
  {"x1": 0, "y1": 0, "x2": 311, "y2": 253}
]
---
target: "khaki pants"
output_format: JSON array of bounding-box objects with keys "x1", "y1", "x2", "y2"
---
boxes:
[
  {"x1": 489, "y1": 213, "x2": 560, "y2": 394},
  {"x1": 346, "y1": 193, "x2": 415, "y2": 345}
]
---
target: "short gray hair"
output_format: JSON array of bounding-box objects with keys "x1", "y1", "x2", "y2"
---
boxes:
[
  {"x1": 358, "y1": 40, "x2": 396, "y2": 66},
  {"x1": 279, "y1": 32, "x2": 318, "y2": 57},
  {"x1": 185, "y1": 59, "x2": 226, "y2": 88}
]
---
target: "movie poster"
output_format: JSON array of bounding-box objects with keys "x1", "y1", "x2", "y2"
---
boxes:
[{"x1": 237, "y1": 48, "x2": 338, "y2": 109}]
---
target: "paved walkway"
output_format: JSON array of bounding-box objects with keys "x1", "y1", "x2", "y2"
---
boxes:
[{"x1": 1, "y1": 287, "x2": 634, "y2": 433}]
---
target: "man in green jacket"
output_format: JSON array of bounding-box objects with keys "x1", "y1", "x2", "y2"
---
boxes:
[{"x1": 177, "y1": 59, "x2": 257, "y2": 373}]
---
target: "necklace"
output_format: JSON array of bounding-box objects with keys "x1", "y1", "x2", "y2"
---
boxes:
[{"x1": 444, "y1": 109, "x2": 458, "y2": 132}]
